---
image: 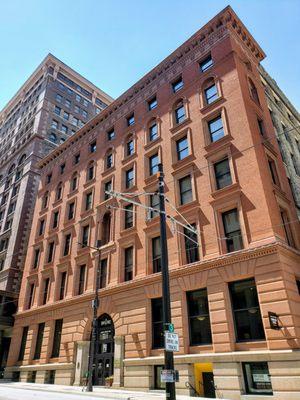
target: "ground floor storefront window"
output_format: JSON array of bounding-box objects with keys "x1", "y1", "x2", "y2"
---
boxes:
[{"x1": 242, "y1": 362, "x2": 273, "y2": 395}]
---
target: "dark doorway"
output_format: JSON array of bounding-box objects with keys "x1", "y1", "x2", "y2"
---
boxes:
[
  {"x1": 202, "y1": 372, "x2": 216, "y2": 398},
  {"x1": 93, "y1": 314, "x2": 114, "y2": 386}
]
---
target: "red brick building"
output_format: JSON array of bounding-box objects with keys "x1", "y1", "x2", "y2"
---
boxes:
[{"x1": 5, "y1": 6, "x2": 300, "y2": 399}]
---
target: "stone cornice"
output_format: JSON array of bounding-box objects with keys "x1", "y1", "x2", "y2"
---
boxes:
[
  {"x1": 13, "y1": 240, "x2": 298, "y2": 321},
  {"x1": 38, "y1": 6, "x2": 266, "y2": 173}
]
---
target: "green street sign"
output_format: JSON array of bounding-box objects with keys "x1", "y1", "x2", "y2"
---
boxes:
[{"x1": 168, "y1": 323, "x2": 174, "y2": 333}]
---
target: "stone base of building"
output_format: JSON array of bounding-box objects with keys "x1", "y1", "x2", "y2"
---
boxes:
[{"x1": 5, "y1": 350, "x2": 300, "y2": 399}]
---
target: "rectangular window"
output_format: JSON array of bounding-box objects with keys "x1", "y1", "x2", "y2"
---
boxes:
[
  {"x1": 63, "y1": 111, "x2": 69, "y2": 120},
  {"x1": 280, "y1": 209, "x2": 295, "y2": 247},
  {"x1": 268, "y1": 158, "x2": 280, "y2": 186},
  {"x1": 33, "y1": 323, "x2": 45, "y2": 360},
  {"x1": 214, "y1": 158, "x2": 232, "y2": 190},
  {"x1": 59, "y1": 271, "x2": 67, "y2": 300},
  {"x1": 104, "y1": 181, "x2": 112, "y2": 200},
  {"x1": 208, "y1": 115, "x2": 224, "y2": 142},
  {"x1": 51, "y1": 120, "x2": 58, "y2": 130},
  {"x1": 18, "y1": 326, "x2": 29, "y2": 361},
  {"x1": 229, "y1": 278, "x2": 265, "y2": 342},
  {"x1": 107, "y1": 128, "x2": 115, "y2": 141},
  {"x1": 78, "y1": 264, "x2": 86, "y2": 295},
  {"x1": 81, "y1": 226, "x2": 89, "y2": 247},
  {"x1": 222, "y1": 209, "x2": 244, "y2": 252},
  {"x1": 176, "y1": 136, "x2": 189, "y2": 161},
  {"x1": 27, "y1": 283, "x2": 35, "y2": 309},
  {"x1": 38, "y1": 219, "x2": 45, "y2": 236},
  {"x1": 149, "y1": 193, "x2": 160, "y2": 219},
  {"x1": 152, "y1": 298, "x2": 163, "y2": 348},
  {"x1": 149, "y1": 122, "x2": 158, "y2": 141},
  {"x1": 63, "y1": 233, "x2": 71, "y2": 256},
  {"x1": 257, "y1": 118, "x2": 265, "y2": 136},
  {"x1": 184, "y1": 224, "x2": 199, "y2": 264},
  {"x1": 149, "y1": 153, "x2": 159, "y2": 175},
  {"x1": 152, "y1": 236, "x2": 161, "y2": 273},
  {"x1": 125, "y1": 168, "x2": 134, "y2": 189},
  {"x1": 127, "y1": 113, "x2": 135, "y2": 126},
  {"x1": 52, "y1": 211, "x2": 59, "y2": 229},
  {"x1": 65, "y1": 99, "x2": 71, "y2": 108},
  {"x1": 42, "y1": 278, "x2": 50, "y2": 305},
  {"x1": 106, "y1": 153, "x2": 113, "y2": 169},
  {"x1": 148, "y1": 96, "x2": 157, "y2": 110},
  {"x1": 124, "y1": 204, "x2": 133, "y2": 229},
  {"x1": 56, "y1": 94, "x2": 62, "y2": 103},
  {"x1": 74, "y1": 153, "x2": 80, "y2": 164},
  {"x1": 124, "y1": 247, "x2": 133, "y2": 281},
  {"x1": 172, "y1": 77, "x2": 183, "y2": 93},
  {"x1": 51, "y1": 319, "x2": 63, "y2": 358},
  {"x1": 175, "y1": 103, "x2": 186, "y2": 124},
  {"x1": 179, "y1": 175, "x2": 193, "y2": 205},
  {"x1": 243, "y1": 362, "x2": 273, "y2": 395},
  {"x1": 296, "y1": 279, "x2": 300, "y2": 295},
  {"x1": 85, "y1": 192, "x2": 93, "y2": 210},
  {"x1": 204, "y1": 84, "x2": 218, "y2": 104},
  {"x1": 200, "y1": 55, "x2": 213, "y2": 72},
  {"x1": 33, "y1": 248, "x2": 40, "y2": 269},
  {"x1": 54, "y1": 106, "x2": 61, "y2": 115},
  {"x1": 47, "y1": 242, "x2": 55, "y2": 263},
  {"x1": 90, "y1": 141, "x2": 96, "y2": 153},
  {"x1": 187, "y1": 289, "x2": 212, "y2": 345},
  {"x1": 60, "y1": 163, "x2": 65, "y2": 174},
  {"x1": 100, "y1": 259, "x2": 107, "y2": 289},
  {"x1": 68, "y1": 202, "x2": 75, "y2": 220},
  {"x1": 126, "y1": 139, "x2": 134, "y2": 156}
]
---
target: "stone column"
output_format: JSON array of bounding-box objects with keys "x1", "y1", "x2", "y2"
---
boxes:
[
  {"x1": 73, "y1": 341, "x2": 90, "y2": 386},
  {"x1": 176, "y1": 363, "x2": 195, "y2": 395},
  {"x1": 113, "y1": 335, "x2": 124, "y2": 388}
]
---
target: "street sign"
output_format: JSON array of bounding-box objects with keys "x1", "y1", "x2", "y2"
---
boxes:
[
  {"x1": 165, "y1": 331, "x2": 179, "y2": 352},
  {"x1": 161, "y1": 369, "x2": 175, "y2": 383},
  {"x1": 168, "y1": 323, "x2": 174, "y2": 333}
]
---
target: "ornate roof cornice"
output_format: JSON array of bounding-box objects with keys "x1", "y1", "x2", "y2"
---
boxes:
[{"x1": 38, "y1": 6, "x2": 266, "y2": 171}]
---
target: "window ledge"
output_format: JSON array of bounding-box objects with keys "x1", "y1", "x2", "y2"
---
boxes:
[
  {"x1": 122, "y1": 185, "x2": 138, "y2": 193},
  {"x1": 83, "y1": 178, "x2": 96, "y2": 189},
  {"x1": 122, "y1": 153, "x2": 137, "y2": 165},
  {"x1": 204, "y1": 134, "x2": 233, "y2": 156},
  {"x1": 171, "y1": 154, "x2": 196, "y2": 171},
  {"x1": 120, "y1": 226, "x2": 137, "y2": 237},
  {"x1": 144, "y1": 137, "x2": 162, "y2": 151},
  {"x1": 200, "y1": 96, "x2": 225, "y2": 114},
  {"x1": 80, "y1": 209, "x2": 93, "y2": 219},
  {"x1": 52, "y1": 198, "x2": 63, "y2": 208},
  {"x1": 59, "y1": 254, "x2": 71, "y2": 262},
  {"x1": 67, "y1": 188, "x2": 79, "y2": 199},
  {"x1": 211, "y1": 182, "x2": 241, "y2": 199},
  {"x1": 102, "y1": 166, "x2": 116, "y2": 178},
  {"x1": 176, "y1": 199, "x2": 199, "y2": 213},
  {"x1": 39, "y1": 207, "x2": 49, "y2": 216},
  {"x1": 170, "y1": 117, "x2": 191, "y2": 134},
  {"x1": 144, "y1": 174, "x2": 157, "y2": 186}
]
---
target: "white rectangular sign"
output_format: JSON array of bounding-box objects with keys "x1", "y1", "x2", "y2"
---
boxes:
[
  {"x1": 161, "y1": 369, "x2": 175, "y2": 383},
  {"x1": 165, "y1": 332, "x2": 179, "y2": 352}
]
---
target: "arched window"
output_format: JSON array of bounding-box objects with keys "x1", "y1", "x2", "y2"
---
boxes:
[
  {"x1": 18, "y1": 154, "x2": 26, "y2": 165},
  {"x1": 55, "y1": 182, "x2": 63, "y2": 201},
  {"x1": 203, "y1": 77, "x2": 219, "y2": 105},
  {"x1": 8, "y1": 164, "x2": 16, "y2": 175},
  {"x1": 70, "y1": 173, "x2": 78, "y2": 192},
  {"x1": 174, "y1": 99, "x2": 186, "y2": 125},
  {"x1": 49, "y1": 133, "x2": 57, "y2": 143},
  {"x1": 87, "y1": 161, "x2": 95, "y2": 181},
  {"x1": 249, "y1": 78, "x2": 260, "y2": 105},
  {"x1": 42, "y1": 191, "x2": 49, "y2": 209},
  {"x1": 102, "y1": 212, "x2": 111, "y2": 245}
]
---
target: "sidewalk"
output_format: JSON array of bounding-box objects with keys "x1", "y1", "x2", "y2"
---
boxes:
[{"x1": 0, "y1": 381, "x2": 207, "y2": 399}]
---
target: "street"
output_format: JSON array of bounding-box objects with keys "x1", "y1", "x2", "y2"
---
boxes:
[{"x1": 0, "y1": 383, "x2": 196, "y2": 400}]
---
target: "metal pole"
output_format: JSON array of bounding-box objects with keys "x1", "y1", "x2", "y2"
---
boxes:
[
  {"x1": 87, "y1": 240, "x2": 102, "y2": 392},
  {"x1": 158, "y1": 164, "x2": 176, "y2": 400}
]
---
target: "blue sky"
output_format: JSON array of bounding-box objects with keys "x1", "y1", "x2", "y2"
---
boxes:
[{"x1": 0, "y1": 0, "x2": 299, "y2": 111}]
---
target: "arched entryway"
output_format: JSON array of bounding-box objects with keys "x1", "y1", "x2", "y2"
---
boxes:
[{"x1": 93, "y1": 314, "x2": 115, "y2": 386}]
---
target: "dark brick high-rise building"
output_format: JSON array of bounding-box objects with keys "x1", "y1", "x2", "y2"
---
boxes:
[{"x1": 0, "y1": 53, "x2": 113, "y2": 374}]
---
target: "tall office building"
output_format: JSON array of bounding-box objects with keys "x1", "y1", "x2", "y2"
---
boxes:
[
  {"x1": 5, "y1": 7, "x2": 300, "y2": 399},
  {"x1": 0, "y1": 54, "x2": 113, "y2": 374},
  {"x1": 259, "y1": 65, "x2": 300, "y2": 218}
]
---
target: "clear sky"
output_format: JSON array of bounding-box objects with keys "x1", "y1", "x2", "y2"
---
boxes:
[{"x1": 0, "y1": 0, "x2": 299, "y2": 111}]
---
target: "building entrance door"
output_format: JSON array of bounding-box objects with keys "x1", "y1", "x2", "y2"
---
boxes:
[
  {"x1": 202, "y1": 372, "x2": 216, "y2": 398},
  {"x1": 93, "y1": 314, "x2": 114, "y2": 386}
]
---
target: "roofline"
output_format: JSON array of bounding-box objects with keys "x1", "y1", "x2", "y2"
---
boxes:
[
  {"x1": 39, "y1": 5, "x2": 266, "y2": 169},
  {"x1": 0, "y1": 53, "x2": 113, "y2": 117}
]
